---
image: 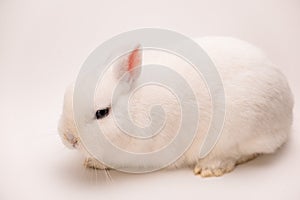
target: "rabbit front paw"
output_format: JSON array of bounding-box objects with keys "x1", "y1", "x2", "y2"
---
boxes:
[
  {"x1": 84, "y1": 157, "x2": 109, "y2": 170},
  {"x1": 193, "y1": 158, "x2": 236, "y2": 177}
]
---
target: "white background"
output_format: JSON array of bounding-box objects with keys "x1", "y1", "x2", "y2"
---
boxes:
[{"x1": 0, "y1": 0, "x2": 299, "y2": 199}]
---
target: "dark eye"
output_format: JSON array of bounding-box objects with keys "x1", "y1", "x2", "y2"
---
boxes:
[{"x1": 95, "y1": 107, "x2": 110, "y2": 119}]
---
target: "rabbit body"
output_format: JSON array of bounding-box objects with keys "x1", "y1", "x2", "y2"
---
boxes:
[{"x1": 58, "y1": 37, "x2": 293, "y2": 177}]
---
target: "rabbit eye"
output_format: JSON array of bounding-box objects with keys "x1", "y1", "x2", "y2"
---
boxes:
[{"x1": 95, "y1": 107, "x2": 110, "y2": 119}]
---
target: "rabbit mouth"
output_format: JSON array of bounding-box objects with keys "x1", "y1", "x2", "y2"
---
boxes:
[
  {"x1": 72, "y1": 139, "x2": 79, "y2": 148},
  {"x1": 64, "y1": 132, "x2": 79, "y2": 149}
]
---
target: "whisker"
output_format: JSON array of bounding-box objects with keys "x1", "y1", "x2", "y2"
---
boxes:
[
  {"x1": 93, "y1": 160, "x2": 98, "y2": 185},
  {"x1": 104, "y1": 168, "x2": 113, "y2": 182},
  {"x1": 79, "y1": 163, "x2": 87, "y2": 183}
]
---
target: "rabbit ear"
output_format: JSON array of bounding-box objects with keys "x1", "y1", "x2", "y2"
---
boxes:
[{"x1": 113, "y1": 45, "x2": 142, "y2": 83}]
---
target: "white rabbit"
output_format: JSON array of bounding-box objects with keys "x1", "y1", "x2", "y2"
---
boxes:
[{"x1": 58, "y1": 36, "x2": 293, "y2": 177}]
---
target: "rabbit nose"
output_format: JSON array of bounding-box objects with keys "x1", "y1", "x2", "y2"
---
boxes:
[
  {"x1": 65, "y1": 133, "x2": 78, "y2": 147},
  {"x1": 65, "y1": 132, "x2": 74, "y2": 141}
]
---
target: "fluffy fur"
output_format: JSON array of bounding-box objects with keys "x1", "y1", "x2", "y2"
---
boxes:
[{"x1": 58, "y1": 37, "x2": 294, "y2": 177}]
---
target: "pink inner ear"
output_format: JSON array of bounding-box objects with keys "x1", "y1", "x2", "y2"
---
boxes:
[{"x1": 128, "y1": 47, "x2": 141, "y2": 72}]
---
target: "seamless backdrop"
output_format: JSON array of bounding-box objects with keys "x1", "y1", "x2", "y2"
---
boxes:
[{"x1": 0, "y1": 0, "x2": 299, "y2": 200}]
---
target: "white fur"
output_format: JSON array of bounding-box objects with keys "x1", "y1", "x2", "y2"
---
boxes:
[{"x1": 58, "y1": 37, "x2": 294, "y2": 176}]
